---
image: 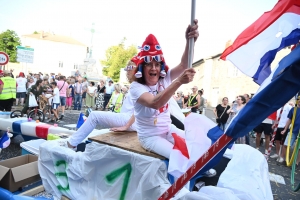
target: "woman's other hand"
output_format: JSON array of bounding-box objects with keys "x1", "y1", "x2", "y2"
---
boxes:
[
  {"x1": 178, "y1": 68, "x2": 196, "y2": 84},
  {"x1": 185, "y1": 19, "x2": 199, "y2": 41}
]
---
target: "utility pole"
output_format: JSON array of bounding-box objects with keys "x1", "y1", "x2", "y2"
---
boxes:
[
  {"x1": 89, "y1": 23, "x2": 95, "y2": 58},
  {"x1": 2, "y1": 38, "x2": 8, "y2": 70}
]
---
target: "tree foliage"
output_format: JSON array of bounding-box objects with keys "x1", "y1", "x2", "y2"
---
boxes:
[
  {"x1": 101, "y1": 38, "x2": 137, "y2": 82},
  {"x1": 0, "y1": 30, "x2": 21, "y2": 63}
]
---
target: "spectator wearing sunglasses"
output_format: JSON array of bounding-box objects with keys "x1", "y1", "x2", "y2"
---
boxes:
[{"x1": 175, "y1": 91, "x2": 184, "y2": 109}]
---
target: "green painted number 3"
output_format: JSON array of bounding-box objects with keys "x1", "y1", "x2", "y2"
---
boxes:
[
  {"x1": 106, "y1": 163, "x2": 132, "y2": 200},
  {"x1": 55, "y1": 160, "x2": 69, "y2": 192}
]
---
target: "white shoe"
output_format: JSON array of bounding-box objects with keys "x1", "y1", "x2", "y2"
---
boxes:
[
  {"x1": 203, "y1": 169, "x2": 217, "y2": 177},
  {"x1": 270, "y1": 154, "x2": 279, "y2": 159},
  {"x1": 277, "y1": 157, "x2": 285, "y2": 163},
  {"x1": 265, "y1": 149, "x2": 269, "y2": 155}
]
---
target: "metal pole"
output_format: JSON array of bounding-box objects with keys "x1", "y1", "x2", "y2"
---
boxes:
[
  {"x1": 188, "y1": 0, "x2": 196, "y2": 69},
  {"x1": 3, "y1": 46, "x2": 6, "y2": 70},
  {"x1": 3, "y1": 38, "x2": 8, "y2": 70}
]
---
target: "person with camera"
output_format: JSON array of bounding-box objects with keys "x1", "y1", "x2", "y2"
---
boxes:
[{"x1": 213, "y1": 97, "x2": 230, "y2": 131}]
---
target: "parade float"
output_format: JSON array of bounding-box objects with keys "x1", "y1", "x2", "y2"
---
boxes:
[{"x1": 0, "y1": 0, "x2": 300, "y2": 199}]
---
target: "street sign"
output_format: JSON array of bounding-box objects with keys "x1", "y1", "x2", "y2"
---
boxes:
[
  {"x1": 16, "y1": 46, "x2": 34, "y2": 63},
  {"x1": 0, "y1": 51, "x2": 9, "y2": 65}
]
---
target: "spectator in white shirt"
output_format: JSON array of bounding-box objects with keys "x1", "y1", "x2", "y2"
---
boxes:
[
  {"x1": 16, "y1": 72, "x2": 27, "y2": 106},
  {"x1": 270, "y1": 103, "x2": 292, "y2": 159},
  {"x1": 104, "y1": 80, "x2": 114, "y2": 109}
]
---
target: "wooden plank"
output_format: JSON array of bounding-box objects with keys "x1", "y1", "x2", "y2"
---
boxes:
[
  {"x1": 61, "y1": 195, "x2": 71, "y2": 200},
  {"x1": 89, "y1": 131, "x2": 166, "y2": 160},
  {"x1": 19, "y1": 185, "x2": 44, "y2": 196}
]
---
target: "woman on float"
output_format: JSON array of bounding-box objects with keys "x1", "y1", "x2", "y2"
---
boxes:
[{"x1": 130, "y1": 20, "x2": 199, "y2": 158}]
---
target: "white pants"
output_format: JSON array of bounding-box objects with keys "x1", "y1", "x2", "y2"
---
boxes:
[
  {"x1": 138, "y1": 124, "x2": 185, "y2": 159},
  {"x1": 69, "y1": 111, "x2": 135, "y2": 146}
]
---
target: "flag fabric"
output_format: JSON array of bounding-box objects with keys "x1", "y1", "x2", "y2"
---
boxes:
[
  {"x1": 0, "y1": 132, "x2": 11, "y2": 149},
  {"x1": 221, "y1": 0, "x2": 300, "y2": 85},
  {"x1": 163, "y1": 50, "x2": 300, "y2": 196},
  {"x1": 225, "y1": 46, "x2": 300, "y2": 139},
  {"x1": 76, "y1": 113, "x2": 86, "y2": 129},
  {"x1": 168, "y1": 113, "x2": 227, "y2": 179},
  {"x1": 268, "y1": 111, "x2": 277, "y2": 121}
]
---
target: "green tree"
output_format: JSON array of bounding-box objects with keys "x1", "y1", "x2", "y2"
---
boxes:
[
  {"x1": 101, "y1": 38, "x2": 137, "y2": 82},
  {"x1": 0, "y1": 30, "x2": 21, "y2": 62}
]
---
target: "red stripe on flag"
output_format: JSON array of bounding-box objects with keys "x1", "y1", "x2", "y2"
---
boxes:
[
  {"x1": 221, "y1": 0, "x2": 300, "y2": 60},
  {"x1": 268, "y1": 111, "x2": 277, "y2": 120},
  {"x1": 158, "y1": 134, "x2": 233, "y2": 200},
  {"x1": 172, "y1": 133, "x2": 190, "y2": 159},
  {"x1": 36, "y1": 124, "x2": 52, "y2": 139}
]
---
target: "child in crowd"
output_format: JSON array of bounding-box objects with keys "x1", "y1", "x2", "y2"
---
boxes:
[
  {"x1": 44, "y1": 83, "x2": 53, "y2": 120},
  {"x1": 49, "y1": 82, "x2": 60, "y2": 122}
]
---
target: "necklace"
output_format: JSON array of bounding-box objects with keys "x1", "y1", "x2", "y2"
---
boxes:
[{"x1": 147, "y1": 84, "x2": 159, "y2": 125}]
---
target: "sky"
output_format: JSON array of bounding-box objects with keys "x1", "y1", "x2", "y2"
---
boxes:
[{"x1": 0, "y1": 0, "x2": 278, "y2": 68}]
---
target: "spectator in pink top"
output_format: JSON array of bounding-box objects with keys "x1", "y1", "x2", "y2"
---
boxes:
[{"x1": 56, "y1": 76, "x2": 69, "y2": 120}]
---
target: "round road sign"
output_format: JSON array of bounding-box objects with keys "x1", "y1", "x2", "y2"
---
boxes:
[{"x1": 0, "y1": 52, "x2": 9, "y2": 65}]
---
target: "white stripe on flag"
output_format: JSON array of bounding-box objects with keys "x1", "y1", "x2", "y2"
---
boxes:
[{"x1": 227, "y1": 13, "x2": 300, "y2": 77}]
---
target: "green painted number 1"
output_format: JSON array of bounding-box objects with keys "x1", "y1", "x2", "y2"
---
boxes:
[{"x1": 106, "y1": 163, "x2": 132, "y2": 200}]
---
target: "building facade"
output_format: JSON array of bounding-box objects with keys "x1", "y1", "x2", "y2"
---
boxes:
[
  {"x1": 181, "y1": 48, "x2": 292, "y2": 107},
  {"x1": 20, "y1": 32, "x2": 87, "y2": 76}
]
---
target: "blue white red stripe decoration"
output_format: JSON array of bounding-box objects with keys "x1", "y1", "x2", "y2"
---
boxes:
[{"x1": 221, "y1": 0, "x2": 300, "y2": 85}]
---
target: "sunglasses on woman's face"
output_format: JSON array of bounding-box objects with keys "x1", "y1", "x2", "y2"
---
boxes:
[{"x1": 142, "y1": 55, "x2": 163, "y2": 63}]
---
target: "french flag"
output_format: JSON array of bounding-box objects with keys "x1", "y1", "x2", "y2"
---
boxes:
[
  {"x1": 221, "y1": 0, "x2": 300, "y2": 85},
  {"x1": 160, "y1": 1, "x2": 300, "y2": 197},
  {"x1": 76, "y1": 112, "x2": 87, "y2": 129},
  {"x1": 168, "y1": 113, "x2": 227, "y2": 179},
  {"x1": 0, "y1": 132, "x2": 11, "y2": 149}
]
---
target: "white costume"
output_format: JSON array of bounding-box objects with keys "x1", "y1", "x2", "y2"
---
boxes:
[{"x1": 130, "y1": 70, "x2": 185, "y2": 158}]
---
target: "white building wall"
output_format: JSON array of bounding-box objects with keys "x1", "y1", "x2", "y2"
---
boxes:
[{"x1": 21, "y1": 36, "x2": 86, "y2": 76}]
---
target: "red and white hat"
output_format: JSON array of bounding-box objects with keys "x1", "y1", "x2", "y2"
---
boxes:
[{"x1": 135, "y1": 34, "x2": 167, "y2": 78}]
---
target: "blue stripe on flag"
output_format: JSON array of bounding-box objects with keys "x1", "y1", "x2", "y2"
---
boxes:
[
  {"x1": 253, "y1": 29, "x2": 300, "y2": 85},
  {"x1": 226, "y1": 59, "x2": 300, "y2": 139},
  {"x1": 207, "y1": 126, "x2": 224, "y2": 145},
  {"x1": 76, "y1": 113, "x2": 85, "y2": 129},
  {"x1": 273, "y1": 45, "x2": 300, "y2": 79}
]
